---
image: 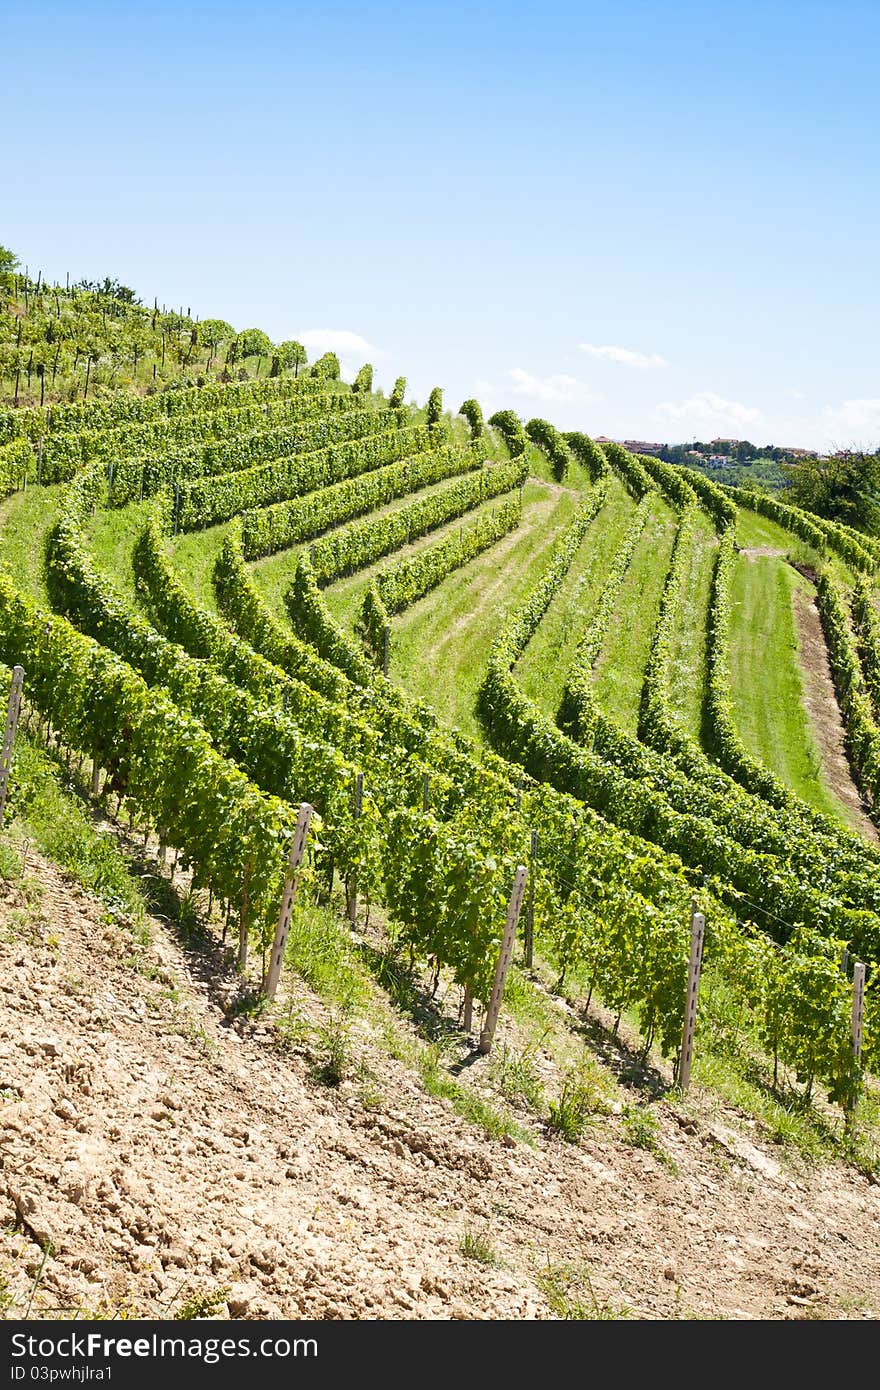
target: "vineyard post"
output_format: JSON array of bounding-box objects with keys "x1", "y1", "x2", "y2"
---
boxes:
[
  {"x1": 0, "y1": 667, "x2": 24, "y2": 823},
  {"x1": 524, "y1": 829, "x2": 537, "y2": 968},
  {"x1": 848, "y1": 962, "x2": 866, "y2": 1121},
  {"x1": 263, "y1": 803, "x2": 313, "y2": 1002},
  {"x1": 37, "y1": 437, "x2": 43, "y2": 486},
  {"x1": 348, "y1": 772, "x2": 364, "y2": 925},
  {"x1": 462, "y1": 986, "x2": 473, "y2": 1034},
  {"x1": 238, "y1": 863, "x2": 252, "y2": 971},
  {"x1": 479, "y1": 865, "x2": 528, "y2": 1055},
  {"x1": 91, "y1": 754, "x2": 101, "y2": 797},
  {"x1": 676, "y1": 903, "x2": 705, "y2": 1093}
]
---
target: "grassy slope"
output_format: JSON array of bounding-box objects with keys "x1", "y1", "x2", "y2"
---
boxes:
[
  {"x1": 168, "y1": 523, "x2": 233, "y2": 618},
  {"x1": 665, "y1": 512, "x2": 718, "y2": 742},
  {"x1": 727, "y1": 553, "x2": 846, "y2": 821},
  {"x1": 85, "y1": 500, "x2": 154, "y2": 610},
  {"x1": 253, "y1": 469, "x2": 500, "y2": 624},
  {"x1": 516, "y1": 477, "x2": 635, "y2": 718},
  {"x1": 389, "y1": 480, "x2": 579, "y2": 740},
  {"x1": 592, "y1": 499, "x2": 677, "y2": 734},
  {"x1": 321, "y1": 488, "x2": 525, "y2": 634},
  {"x1": 0, "y1": 486, "x2": 64, "y2": 607}
]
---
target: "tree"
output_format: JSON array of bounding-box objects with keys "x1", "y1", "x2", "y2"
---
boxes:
[
  {"x1": 234, "y1": 328, "x2": 272, "y2": 363},
  {"x1": 0, "y1": 244, "x2": 18, "y2": 293},
  {"x1": 784, "y1": 451, "x2": 880, "y2": 535},
  {"x1": 277, "y1": 339, "x2": 307, "y2": 377},
  {"x1": 198, "y1": 318, "x2": 234, "y2": 371}
]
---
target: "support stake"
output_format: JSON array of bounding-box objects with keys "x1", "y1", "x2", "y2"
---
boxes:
[
  {"x1": 0, "y1": 667, "x2": 24, "y2": 823},
  {"x1": 676, "y1": 903, "x2": 705, "y2": 1092},
  {"x1": 264, "y1": 803, "x2": 313, "y2": 1002},
  {"x1": 478, "y1": 865, "x2": 528, "y2": 1055}
]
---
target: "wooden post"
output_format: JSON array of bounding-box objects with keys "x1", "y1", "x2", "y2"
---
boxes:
[
  {"x1": 462, "y1": 985, "x2": 474, "y2": 1034},
  {"x1": 676, "y1": 903, "x2": 706, "y2": 1092},
  {"x1": 238, "y1": 865, "x2": 251, "y2": 971},
  {"x1": 91, "y1": 756, "x2": 101, "y2": 797},
  {"x1": 841, "y1": 947, "x2": 851, "y2": 976},
  {"x1": 348, "y1": 773, "x2": 363, "y2": 925},
  {"x1": 524, "y1": 829, "x2": 537, "y2": 967},
  {"x1": 478, "y1": 865, "x2": 528, "y2": 1055},
  {"x1": 383, "y1": 624, "x2": 390, "y2": 676},
  {"x1": 264, "y1": 803, "x2": 313, "y2": 1001},
  {"x1": 0, "y1": 666, "x2": 24, "y2": 823},
  {"x1": 847, "y1": 961, "x2": 866, "y2": 1122}
]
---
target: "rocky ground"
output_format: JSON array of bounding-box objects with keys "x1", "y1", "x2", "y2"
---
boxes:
[{"x1": 1, "y1": 848, "x2": 879, "y2": 1323}]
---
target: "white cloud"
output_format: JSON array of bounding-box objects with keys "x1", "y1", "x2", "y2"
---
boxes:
[
  {"x1": 299, "y1": 328, "x2": 384, "y2": 358},
  {"x1": 298, "y1": 329, "x2": 388, "y2": 384},
  {"x1": 820, "y1": 398, "x2": 880, "y2": 447},
  {"x1": 656, "y1": 390, "x2": 763, "y2": 433},
  {"x1": 579, "y1": 342, "x2": 667, "y2": 368},
  {"x1": 509, "y1": 368, "x2": 591, "y2": 403}
]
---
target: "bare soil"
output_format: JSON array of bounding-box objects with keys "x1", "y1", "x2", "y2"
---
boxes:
[
  {"x1": 792, "y1": 590, "x2": 878, "y2": 842},
  {"x1": 2, "y1": 852, "x2": 880, "y2": 1322}
]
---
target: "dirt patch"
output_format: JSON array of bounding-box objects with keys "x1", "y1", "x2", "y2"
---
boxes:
[
  {"x1": 792, "y1": 590, "x2": 878, "y2": 842},
  {"x1": 3, "y1": 851, "x2": 880, "y2": 1321},
  {"x1": 739, "y1": 546, "x2": 788, "y2": 562}
]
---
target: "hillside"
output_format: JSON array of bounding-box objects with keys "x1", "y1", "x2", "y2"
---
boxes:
[
  {"x1": 2, "y1": 259, "x2": 880, "y2": 1321},
  {"x1": 2, "y1": 840, "x2": 880, "y2": 1321}
]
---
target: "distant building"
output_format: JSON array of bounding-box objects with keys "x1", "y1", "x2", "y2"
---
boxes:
[
  {"x1": 707, "y1": 454, "x2": 730, "y2": 468},
  {"x1": 622, "y1": 439, "x2": 665, "y2": 457}
]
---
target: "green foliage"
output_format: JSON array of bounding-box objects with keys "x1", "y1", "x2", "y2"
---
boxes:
[
  {"x1": 547, "y1": 1073, "x2": 605, "y2": 1141},
  {"x1": 240, "y1": 437, "x2": 477, "y2": 560},
  {"x1": 815, "y1": 568, "x2": 880, "y2": 809},
  {"x1": 525, "y1": 417, "x2": 571, "y2": 481},
  {"x1": 487, "y1": 409, "x2": 526, "y2": 458},
  {"x1": 177, "y1": 415, "x2": 426, "y2": 531},
  {"x1": 565, "y1": 432, "x2": 609, "y2": 481},
  {"x1": 784, "y1": 450, "x2": 880, "y2": 537},
  {"x1": 312, "y1": 351, "x2": 340, "y2": 380},
  {"x1": 389, "y1": 376, "x2": 407, "y2": 408},
  {"x1": 459, "y1": 398, "x2": 484, "y2": 439},
  {"x1": 302, "y1": 455, "x2": 522, "y2": 588},
  {"x1": 352, "y1": 363, "x2": 373, "y2": 393},
  {"x1": 375, "y1": 494, "x2": 523, "y2": 615},
  {"x1": 458, "y1": 1230, "x2": 498, "y2": 1265},
  {"x1": 425, "y1": 386, "x2": 443, "y2": 426},
  {"x1": 277, "y1": 339, "x2": 307, "y2": 372},
  {"x1": 232, "y1": 328, "x2": 272, "y2": 362}
]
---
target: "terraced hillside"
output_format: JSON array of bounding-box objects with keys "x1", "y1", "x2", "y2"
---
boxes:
[{"x1": 2, "y1": 299, "x2": 880, "y2": 1173}]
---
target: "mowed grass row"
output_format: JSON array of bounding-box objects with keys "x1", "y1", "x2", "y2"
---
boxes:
[
  {"x1": 665, "y1": 511, "x2": 718, "y2": 743},
  {"x1": 591, "y1": 498, "x2": 678, "y2": 735},
  {"x1": 388, "y1": 480, "x2": 582, "y2": 740},
  {"x1": 248, "y1": 466, "x2": 508, "y2": 623},
  {"x1": 726, "y1": 551, "x2": 846, "y2": 822},
  {"x1": 516, "y1": 476, "x2": 636, "y2": 718},
  {"x1": 0, "y1": 485, "x2": 65, "y2": 607}
]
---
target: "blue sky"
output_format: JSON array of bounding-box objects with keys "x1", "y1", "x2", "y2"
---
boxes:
[{"x1": 4, "y1": 0, "x2": 879, "y2": 450}]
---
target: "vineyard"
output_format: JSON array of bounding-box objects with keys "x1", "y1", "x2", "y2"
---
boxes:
[{"x1": 2, "y1": 262, "x2": 880, "y2": 1187}]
